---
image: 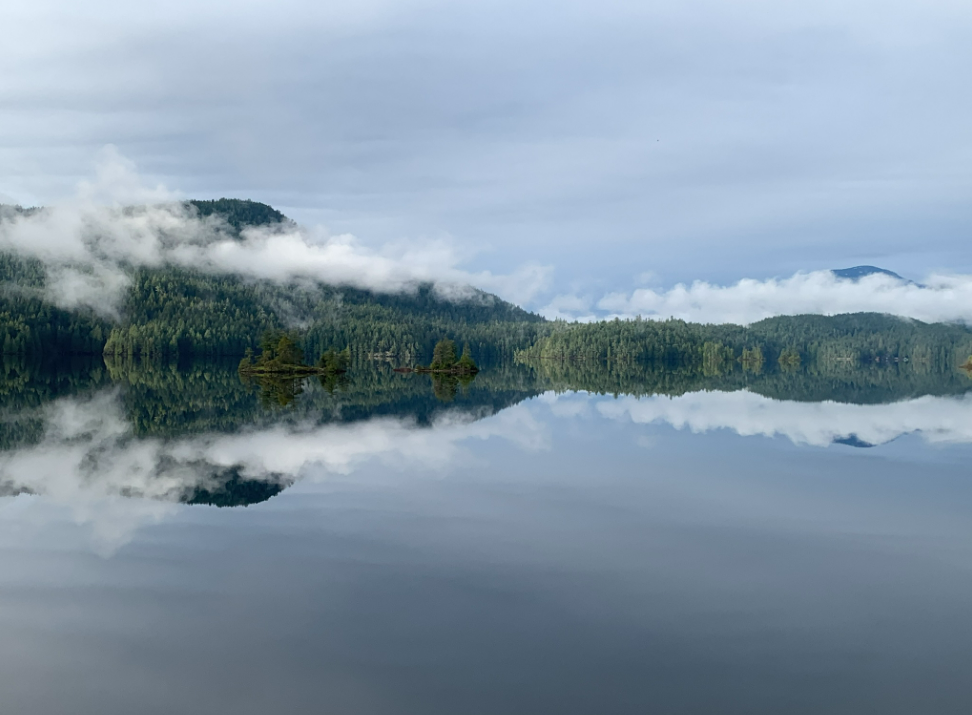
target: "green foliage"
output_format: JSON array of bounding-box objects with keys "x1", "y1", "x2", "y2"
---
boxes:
[
  {"x1": 107, "y1": 357, "x2": 545, "y2": 435},
  {"x1": 431, "y1": 338, "x2": 458, "y2": 369},
  {"x1": 0, "y1": 252, "x2": 47, "y2": 288},
  {"x1": 317, "y1": 347, "x2": 350, "y2": 374},
  {"x1": 238, "y1": 330, "x2": 313, "y2": 376},
  {"x1": 0, "y1": 355, "x2": 110, "y2": 450},
  {"x1": 103, "y1": 267, "x2": 279, "y2": 358},
  {"x1": 519, "y1": 313, "x2": 972, "y2": 374},
  {"x1": 253, "y1": 375, "x2": 306, "y2": 407},
  {"x1": 272, "y1": 333, "x2": 304, "y2": 366},
  {"x1": 517, "y1": 351, "x2": 972, "y2": 405},
  {"x1": 741, "y1": 346, "x2": 765, "y2": 373},
  {"x1": 0, "y1": 249, "x2": 110, "y2": 358},
  {"x1": 6, "y1": 199, "x2": 972, "y2": 389},
  {"x1": 778, "y1": 348, "x2": 802, "y2": 369},
  {"x1": 423, "y1": 339, "x2": 478, "y2": 374},
  {"x1": 0, "y1": 293, "x2": 110, "y2": 357},
  {"x1": 184, "y1": 467, "x2": 288, "y2": 508},
  {"x1": 186, "y1": 199, "x2": 288, "y2": 233},
  {"x1": 100, "y1": 268, "x2": 545, "y2": 361},
  {"x1": 3, "y1": 199, "x2": 546, "y2": 362},
  {"x1": 457, "y1": 344, "x2": 478, "y2": 372},
  {"x1": 702, "y1": 341, "x2": 734, "y2": 376}
]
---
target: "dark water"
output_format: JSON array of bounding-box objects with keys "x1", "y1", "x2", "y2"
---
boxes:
[{"x1": 2, "y1": 357, "x2": 972, "y2": 714}]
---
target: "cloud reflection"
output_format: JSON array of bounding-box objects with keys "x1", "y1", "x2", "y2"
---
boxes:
[
  {"x1": 8, "y1": 381, "x2": 972, "y2": 552},
  {"x1": 0, "y1": 389, "x2": 548, "y2": 552},
  {"x1": 595, "y1": 390, "x2": 972, "y2": 447}
]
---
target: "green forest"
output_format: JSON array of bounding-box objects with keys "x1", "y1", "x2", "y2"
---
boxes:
[
  {"x1": 518, "y1": 313, "x2": 972, "y2": 374},
  {"x1": 3, "y1": 198, "x2": 972, "y2": 371}
]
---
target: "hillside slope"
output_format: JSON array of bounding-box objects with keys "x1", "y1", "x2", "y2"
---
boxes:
[{"x1": 0, "y1": 199, "x2": 545, "y2": 361}]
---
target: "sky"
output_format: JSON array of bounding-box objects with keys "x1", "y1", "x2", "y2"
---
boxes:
[{"x1": 1, "y1": 0, "x2": 971, "y2": 317}]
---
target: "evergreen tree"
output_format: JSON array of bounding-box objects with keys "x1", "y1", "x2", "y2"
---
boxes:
[
  {"x1": 456, "y1": 344, "x2": 478, "y2": 373},
  {"x1": 431, "y1": 339, "x2": 457, "y2": 369}
]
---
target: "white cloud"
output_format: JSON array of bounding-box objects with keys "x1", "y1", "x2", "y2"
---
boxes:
[
  {"x1": 3, "y1": 0, "x2": 972, "y2": 291},
  {"x1": 596, "y1": 271, "x2": 972, "y2": 325},
  {"x1": 0, "y1": 150, "x2": 553, "y2": 314},
  {"x1": 536, "y1": 293, "x2": 598, "y2": 322}
]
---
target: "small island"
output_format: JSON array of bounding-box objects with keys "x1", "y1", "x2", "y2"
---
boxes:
[
  {"x1": 239, "y1": 331, "x2": 350, "y2": 376},
  {"x1": 396, "y1": 339, "x2": 479, "y2": 374}
]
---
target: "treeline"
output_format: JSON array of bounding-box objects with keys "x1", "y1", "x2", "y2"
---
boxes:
[
  {"x1": 96, "y1": 356, "x2": 547, "y2": 437},
  {"x1": 5, "y1": 199, "x2": 972, "y2": 370},
  {"x1": 101, "y1": 267, "x2": 545, "y2": 361},
  {"x1": 0, "y1": 295, "x2": 111, "y2": 357},
  {"x1": 518, "y1": 353, "x2": 972, "y2": 405},
  {"x1": 2, "y1": 199, "x2": 546, "y2": 361},
  {"x1": 518, "y1": 313, "x2": 972, "y2": 372},
  {"x1": 0, "y1": 355, "x2": 111, "y2": 450},
  {"x1": 186, "y1": 198, "x2": 289, "y2": 232},
  {"x1": 0, "y1": 252, "x2": 111, "y2": 357}
]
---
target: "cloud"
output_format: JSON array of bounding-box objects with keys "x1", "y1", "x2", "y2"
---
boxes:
[
  {"x1": 0, "y1": 149, "x2": 553, "y2": 314},
  {"x1": 595, "y1": 271, "x2": 972, "y2": 325},
  {"x1": 596, "y1": 390, "x2": 972, "y2": 448},
  {"x1": 536, "y1": 293, "x2": 598, "y2": 322},
  {"x1": 0, "y1": 388, "x2": 549, "y2": 552},
  {"x1": 3, "y1": 0, "x2": 972, "y2": 295}
]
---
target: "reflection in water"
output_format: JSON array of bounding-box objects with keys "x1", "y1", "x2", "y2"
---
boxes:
[
  {"x1": 4, "y1": 357, "x2": 972, "y2": 549},
  {"x1": 3, "y1": 358, "x2": 972, "y2": 712},
  {"x1": 597, "y1": 390, "x2": 972, "y2": 447},
  {"x1": 520, "y1": 354, "x2": 972, "y2": 404},
  {"x1": 0, "y1": 367, "x2": 549, "y2": 549}
]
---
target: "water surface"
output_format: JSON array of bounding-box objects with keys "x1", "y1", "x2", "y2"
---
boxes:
[{"x1": 1, "y1": 358, "x2": 971, "y2": 714}]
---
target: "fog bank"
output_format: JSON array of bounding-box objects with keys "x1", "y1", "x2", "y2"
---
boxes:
[
  {"x1": 543, "y1": 271, "x2": 972, "y2": 324},
  {"x1": 0, "y1": 150, "x2": 552, "y2": 315}
]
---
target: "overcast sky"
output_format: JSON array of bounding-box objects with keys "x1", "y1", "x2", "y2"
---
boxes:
[{"x1": 2, "y1": 0, "x2": 970, "y2": 312}]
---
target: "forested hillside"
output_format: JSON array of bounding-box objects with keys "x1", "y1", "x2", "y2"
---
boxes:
[
  {"x1": 0, "y1": 253, "x2": 112, "y2": 356},
  {"x1": 100, "y1": 269, "x2": 546, "y2": 361},
  {"x1": 518, "y1": 313, "x2": 972, "y2": 372},
  {"x1": 0, "y1": 199, "x2": 546, "y2": 362},
  {"x1": 3, "y1": 198, "x2": 972, "y2": 368}
]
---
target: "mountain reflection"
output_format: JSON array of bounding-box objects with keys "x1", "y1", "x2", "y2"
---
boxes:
[
  {"x1": 0, "y1": 359, "x2": 546, "y2": 508},
  {"x1": 2, "y1": 356, "x2": 972, "y2": 521},
  {"x1": 0, "y1": 361, "x2": 551, "y2": 552}
]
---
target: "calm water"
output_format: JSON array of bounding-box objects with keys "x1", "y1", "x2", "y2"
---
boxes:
[{"x1": 2, "y1": 358, "x2": 972, "y2": 714}]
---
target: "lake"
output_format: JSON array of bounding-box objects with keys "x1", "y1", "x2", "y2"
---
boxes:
[{"x1": 1, "y1": 357, "x2": 971, "y2": 714}]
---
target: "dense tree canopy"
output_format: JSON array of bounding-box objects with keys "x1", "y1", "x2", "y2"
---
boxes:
[
  {"x1": 518, "y1": 313, "x2": 972, "y2": 372},
  {"x1": 186, "y1": 198, "x2": 289, "y2": 233},
  {"x1": 2, "y1": 199, "x2": 972, "y2": 375}
]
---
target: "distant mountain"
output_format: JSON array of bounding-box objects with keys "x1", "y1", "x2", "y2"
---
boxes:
[
  {"x1": 832, "y1": 265, "x2": 908, "y2": 282},
  {"x1": 833, "y1": 435, "x2": 876, "y2": 448}
]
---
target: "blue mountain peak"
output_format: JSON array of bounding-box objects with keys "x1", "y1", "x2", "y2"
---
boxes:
[{"x1": 831, "y1": 265, "x2": 908, "y2": 282}]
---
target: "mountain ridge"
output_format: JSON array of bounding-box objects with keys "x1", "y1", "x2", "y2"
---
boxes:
[{"x1": 831, "y1": 265, "x2": 909, "y2": 282}]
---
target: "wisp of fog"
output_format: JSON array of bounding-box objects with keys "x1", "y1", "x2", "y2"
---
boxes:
[
  {"x1": 0, "y1": 150, "x2": 552, "y2": 316},
  {"x1": 593, "y1": 271, "x2": 972, "y2": 325},
  {"x1": 6, "y1": 148, "x2": 972, "y2": 325}
]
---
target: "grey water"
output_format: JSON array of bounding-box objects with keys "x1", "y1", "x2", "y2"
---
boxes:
[{"x1": 2, "y1": 358, "x2": 972, "y2": 714}]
